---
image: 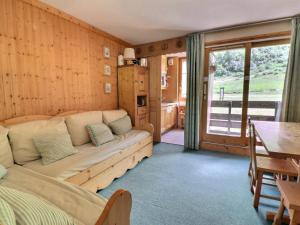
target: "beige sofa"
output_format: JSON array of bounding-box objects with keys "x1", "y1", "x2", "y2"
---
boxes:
[
  {"x1": 0, "y1": 123, "x2": 132, "y2": 225},
  {"x1": 2, "y1": 109, "x2": 154, "y2": 192}
]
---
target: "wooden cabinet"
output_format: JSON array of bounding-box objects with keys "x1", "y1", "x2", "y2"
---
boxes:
[
  {"x1": 118, "y1": 65, "x2": 149, "y2": 127},
  {"x1": 161, "y1": 104, "x2": 177, "y2": 134}
]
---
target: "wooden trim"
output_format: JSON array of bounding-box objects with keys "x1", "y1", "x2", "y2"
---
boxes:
[
  {"x1": 201, "y1": 142, "x2": 249, "y2": 156},
  {"x1": 205, "y1": 31, "x2": 291, "y2": 47},
  {"x1": 20, "y1": 0, "x2": 131, "y2": 46},
  {"x1": 95, "y1": 189, "x2": 132, "y2": 225},
  {"x1": 2, "y1": 115, "x2": 52, "y2": 125},
  {"x1": 56, "y1": 110, "x2": 85, "y2": 117},
  {"x1": 251, "y1": 38, "x2": 290, "y2": 48},
  {"x1": 241, "y1": 43, "x2": 251, "y2": 138}
]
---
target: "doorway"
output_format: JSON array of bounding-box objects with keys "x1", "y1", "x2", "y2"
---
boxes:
[
  {"x1": 202, "y1": 38, "x2": 290, "y2": 151},
  {"x1": 160, "y1": 52, "x2": 186, "y2": 145}
]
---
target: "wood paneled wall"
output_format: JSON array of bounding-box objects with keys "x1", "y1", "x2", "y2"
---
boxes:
[
  {"x1": 135, "y1": 36, "x2": 186, "y2": 58},
  {"x1": 0, "y1": 0, "x2": 128, "y2": 121}
]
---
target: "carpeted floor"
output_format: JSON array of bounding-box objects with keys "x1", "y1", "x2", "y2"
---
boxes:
[{"x1": 99, "y1": 143, "x2": 280, "y2": 225}]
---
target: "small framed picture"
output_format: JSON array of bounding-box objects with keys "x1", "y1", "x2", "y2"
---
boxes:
[
  {"x1": 104, "y1": 64, "x2": 111, "y2": 76},
  {"x1": 104, "y1": 83, "x2": 112, "y2": 93},
  {"x1": 103, "y1": 47, "x2": 110, "y2": 58}
]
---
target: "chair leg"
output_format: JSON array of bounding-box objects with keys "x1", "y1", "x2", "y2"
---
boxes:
[
  {"x1": 250, "y1": 172, "x2": 254, "y2": 194},
  {"x1": 253, "y1": 171, "x2": 263, "y2": 208},
  {"x1": 248, "y1": 161, "x2": 252, "y2": 176},
  {"x1": 273, "y1": 199, "x2": 285, "y2": 225}
]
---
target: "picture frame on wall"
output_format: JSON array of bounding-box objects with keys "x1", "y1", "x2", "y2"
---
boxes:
[
  {"x1": 103, "y1": 46, "x2": 110, "y2": 58},
  {"x1": 104, "y1": 83, "x2": 112, "y2": 93},
  {"x1": 104, "y1": 64, "x2": 111, "y2": 76}
]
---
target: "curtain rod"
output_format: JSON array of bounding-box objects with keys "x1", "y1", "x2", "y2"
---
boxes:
[{"x1": 188, "y1": 16, "x2": 293, "y2": 36}]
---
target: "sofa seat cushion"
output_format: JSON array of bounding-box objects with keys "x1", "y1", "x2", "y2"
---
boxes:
[
  {"x1": 23, "y1": 130, "x2": 151, "y2": 180},
  {"x1": 0, "y1": 165, "x2": 107, "y2": 225}
]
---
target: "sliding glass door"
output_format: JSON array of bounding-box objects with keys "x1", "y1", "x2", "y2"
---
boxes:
[
  {"x1": 206, "y1": 47, "x2": 245, "y2": 136},
  {"x1": 202, "y1": 39, "x2": 290, "y2": 149}
]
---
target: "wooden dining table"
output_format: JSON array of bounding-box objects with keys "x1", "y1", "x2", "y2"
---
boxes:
[
  {"x1": 253, "y1": 121, "x2": 300, "y2": 222},
  {"x1": 253, "y1": 121, "x2": 300, "y2": 161}
]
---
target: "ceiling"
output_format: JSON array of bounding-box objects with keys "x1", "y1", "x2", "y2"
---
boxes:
[{"x1": 40, "y1": 0, "x2": 300, "y2": 45}]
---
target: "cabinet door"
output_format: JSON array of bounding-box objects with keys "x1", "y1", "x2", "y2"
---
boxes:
[
  {"x1": 161, "y1": 108, "x2": 166, "y2": 133},
  {"x1": 136, "y1": 67, "x2": 148, "y2": 93}
]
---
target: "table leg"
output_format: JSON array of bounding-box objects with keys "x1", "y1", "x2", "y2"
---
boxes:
[{"x1": 267, "y1": 212, "x2": 290, "y2": 224}]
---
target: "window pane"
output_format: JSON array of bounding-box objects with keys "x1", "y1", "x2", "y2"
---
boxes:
[
  {"x1": 207, "y1": 48, "x2": 245, "y2": 136},
  {"x1": 181, "y1": 59, "x2": 187, "y2": 98},
  {"x1": 248, "y1": 44, "x2": 290, "y2": 123}
]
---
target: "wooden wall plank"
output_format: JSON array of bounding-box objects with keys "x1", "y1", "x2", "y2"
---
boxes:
[{"x1": 0, "y1": 0, "x2": 127, "y2": 120}]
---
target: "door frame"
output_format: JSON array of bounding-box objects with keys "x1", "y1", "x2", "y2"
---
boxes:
[{"x1": 200, "y1": 36, "x2": 291, "y2": 152}]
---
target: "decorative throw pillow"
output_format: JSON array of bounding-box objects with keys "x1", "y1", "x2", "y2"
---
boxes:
[
  {"x1": 65, "y1": 111, "x2": 103, "y2": 146},
  {"x1": 33, "y1": 133, "x2": 78, "y2": 165},
  {"x1": 0, "y1": 164, "x2": 7, "y2": 179},
  {"x1": 109, "y1": 115, "x2": 132, "y2": 135},
  {"x1": 0, "y1": 198, "x2": 16, "y2": 225},
  {"x1": 0, "y1": 186, "x2": 75, "y2": 225},
  {"x1": 102, "y1": 109, "x2": 127, "y2": 125},
  {"x1": 86, "y1": 123, "x2": 114, "y2": 146},
  {"x1": 0, "y1": 126, "x2": 14, "y2": 168}
]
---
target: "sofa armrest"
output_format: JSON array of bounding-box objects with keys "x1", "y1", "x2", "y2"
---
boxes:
[
  {"x1": 133, "y1": 123, "x2": 154, "y2": 135},
  {"x1": 95, "y1": 189, "x2": 132, "y2": 225}
]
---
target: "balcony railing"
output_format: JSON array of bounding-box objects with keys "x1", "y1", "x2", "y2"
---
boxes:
[{"x1": 208, "y1": 100, "x2": 280, "y2": 135}]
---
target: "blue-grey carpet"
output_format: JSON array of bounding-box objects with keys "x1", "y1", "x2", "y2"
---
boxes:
[{"x1": 99, "y1": 143, "x2": 280, "y2": 225}]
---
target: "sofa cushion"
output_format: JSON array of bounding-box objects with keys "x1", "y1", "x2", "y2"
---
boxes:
[
  {"x1": 0, "y1": 186, "x2": 75, "y2": 225},
  {"x1": 109, "y1": 115, "x2": 132, "y2": 135},
  {"x1": 86, "y1": 123, "x2": 114, "y2": 146},
  {"x1": 65, "y1": 111, "x2": 103, "y2": 146},
  {"x1": 102, "y1": 109, "x2": 127, "y2": 125},
  {"x1": 33, "y1": 133, "x2": 78, "y2": 165},
  {"x1": 0, "y1": 126, "x2": 14, "y2": 168},
  {"x1": 8, "y1": 117, "x2": 69, "y2": 165},
  {"x1": 23, "y1": 130, "x2": 151, "y2": 180},
  {"x1": 0, "y1": 198, "x2": 16, "y2": 225}
]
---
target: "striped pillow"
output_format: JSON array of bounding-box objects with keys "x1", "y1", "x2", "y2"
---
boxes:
[
  {"x1": 0, "y1": 186, "x2": 75, "y2": 225},
  {"x1": 0, "y1": 198, "x2": 16, "y2": 225}
]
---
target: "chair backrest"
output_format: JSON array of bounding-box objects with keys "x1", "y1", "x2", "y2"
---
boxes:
[{"x1": 249, "y1": 122, "x2": 258, "y2": 179}]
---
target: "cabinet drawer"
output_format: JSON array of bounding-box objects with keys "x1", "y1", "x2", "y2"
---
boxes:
[
  {"x1": 138, "y1": 107, "x2": 148, "y2": 115},
  {"x1": 136, "y1": 113, "x2": 148, "y2": 127}
]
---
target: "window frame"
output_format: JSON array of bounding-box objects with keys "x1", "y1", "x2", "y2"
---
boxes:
[{"x1": 178, "y1": 57, "x2": 187, "y2": 101}]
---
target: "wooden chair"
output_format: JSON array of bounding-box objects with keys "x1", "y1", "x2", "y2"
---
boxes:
[
  {"x1": 248, "y1": 118, "x2": 269, "y2": 176},
  {"x1": 249, "y1": 123, "x2": 298, "y2": 208},
  {"x1": 273, "y1": 180, "x2": 300, "y2": 225}
]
